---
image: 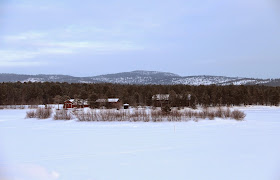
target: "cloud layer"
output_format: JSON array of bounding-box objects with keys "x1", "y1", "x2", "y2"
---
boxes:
[
  {"x1": 1, "y1": 28, "x2": 143, "y2": 66},
  {"x1": 0, "y1": 0, "x2": 280, "y2": 78},
  {"x1": 0, "y1": 163, "x2": 59, "y2": 180}
]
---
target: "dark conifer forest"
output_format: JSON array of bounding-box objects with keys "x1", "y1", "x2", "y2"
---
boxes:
[{"x1": 0, "y1": 82, "x2": 279, "y2": 107}]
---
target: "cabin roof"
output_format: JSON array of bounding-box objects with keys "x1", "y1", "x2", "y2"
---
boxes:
[
  {"x1": 96, "y1": 98, "x2": 120, "y2": 103},
  {"x1": 64, "y1": 99, "x2": 89, "y2": 105},
  {"x1": 96, "y1": 99, "x2": 107, "y2": 103},
  {"x1": 108, "y1": 98, "x2": 119, "y2": 102},
  {"x1": 152, "y1": 94, "x2": 170, "y2": 100}
]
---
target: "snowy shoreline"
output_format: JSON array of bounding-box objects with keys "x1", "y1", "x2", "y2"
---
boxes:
[{"x1": 0, "y1": 106, "x2": 280, "y2": 180}]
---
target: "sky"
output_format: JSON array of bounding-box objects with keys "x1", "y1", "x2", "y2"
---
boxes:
[{"x1": 0, "y1": 0, "x2": 280, "y2": 78}]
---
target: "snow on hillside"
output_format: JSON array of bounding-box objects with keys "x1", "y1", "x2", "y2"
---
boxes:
[
  {"x1": 91, "y1": 76, "x2": 154, "y2": 84},
  {"x1": 47, "y1": 75, "x2": 63, "y2": 80},
  {"x1": 20, "y1": 78, "x2": 44, "y2": 83},
  {"x1": 221, "y1": 79, "x2": 271, "y2": 85},
  {"x1": 171, "y1": 76, "x2": 238, "y2": 85},
  {"x1": 0, "y1": 71, "x2": 278, "y2": 85},
  {"x1": 90, "y1": 70, "x2": 179, "y2": 84},
  {"x1": 1, "y1": 106, "x2": 280, "y2": 180},
  {"x1": 131, "y1": 70, "x2": 180, "y2": 77}
]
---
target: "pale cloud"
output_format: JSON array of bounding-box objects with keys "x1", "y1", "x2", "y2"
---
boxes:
[
  {"x1": 0, "y1": 27, "x2": 144, "y2": 66},
  {"x1": 0, "y1": 61, "x2": 43, "y2": 67},
  {"x1": 0, "y1": 40, "x2": 142, "y2": 62},
  {"x1": 4, "y1": 32, "x2": 47, "y2": 41},
  {"x1": 38, "y1": 40, "x2": 142, "y2": 54},
  {"x1": 1, "y1": 1, "x2": 59, "y2": 12},
  {"x1": 0, "y1": 163, "x2": 60, "y2": 180},
  {"x1": 64, "y1": 25, "x2": 117, "y2": 35},
  {"x1": 0, "y1": 50, "x2": 45, "y2": 66},
  {"x1": 38, "y1": 47, "x2": 74, "y2": 55},
  {"x1": 0, "y1": 50, "x2": 38, "y2": 61}
]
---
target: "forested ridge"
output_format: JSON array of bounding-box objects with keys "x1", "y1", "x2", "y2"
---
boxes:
[{"x1": 0, "y1": 82, "x2": 279, "y2": 107}]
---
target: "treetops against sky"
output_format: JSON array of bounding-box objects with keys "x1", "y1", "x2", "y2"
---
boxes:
[{"x1": 0, "y1": 0, "x2": 280, "y2": 78}]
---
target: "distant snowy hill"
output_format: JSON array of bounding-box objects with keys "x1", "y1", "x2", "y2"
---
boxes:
[
  {"x1": 0, "y1": 70, "x2": 278, "y2": 86},
  {"x1": 90, "y1": 70, "x2": 180, "y2": 84}
]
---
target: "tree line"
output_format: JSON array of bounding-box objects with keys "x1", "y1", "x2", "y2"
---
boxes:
[{"x1": 0, "y1": 82, "x2": 279, "y2": 107}]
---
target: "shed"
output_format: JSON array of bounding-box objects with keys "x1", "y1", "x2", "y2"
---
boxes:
[
  {"x1": 152, "y1": 94, "x2": 170, "y2": 107},
  {"x1": 63, "y1": 99, "x2": 75, "y2": 109},
  {"x1": 123, "y1": 104, "x2": 129, "y2": 109},
  {"x1": 95, "y1": 98, "x2": 121, "y2": 108}
]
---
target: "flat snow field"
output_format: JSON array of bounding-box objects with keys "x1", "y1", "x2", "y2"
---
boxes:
[{"x1": 0, "y1": 106, "x2": 280, "y2": 180}]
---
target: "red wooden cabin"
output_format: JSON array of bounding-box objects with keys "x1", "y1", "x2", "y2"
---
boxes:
[{"x1": 63, "y1": 99, "x2": 89, "y2": 108}]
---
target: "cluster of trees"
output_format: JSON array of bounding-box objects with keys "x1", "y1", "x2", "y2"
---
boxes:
[{"x1": 0, "y1": 82, "x2": 279, "y2": 107}]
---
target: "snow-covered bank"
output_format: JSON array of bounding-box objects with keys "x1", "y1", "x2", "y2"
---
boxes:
[{"x1": 0, "y1": 106, "x2": 280, "y2": 180}]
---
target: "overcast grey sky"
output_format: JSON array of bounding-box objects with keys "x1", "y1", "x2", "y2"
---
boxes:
[{"x1": 0, "y1": 0, "x2": 280, "y2": 78}]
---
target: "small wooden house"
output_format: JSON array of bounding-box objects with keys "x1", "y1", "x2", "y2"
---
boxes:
[
  {"x1": 63, "y1": 99, "x2": 89, "y2": 109},
  {"x1": 96, "y1": 98, "x2": 121, "y2": 108},
  {"x1": 152, "y1": 94, "x2": 170, "y2": 107},
  {"x1": 64, "y1": 99, "x2": 74, "y2": 109}
]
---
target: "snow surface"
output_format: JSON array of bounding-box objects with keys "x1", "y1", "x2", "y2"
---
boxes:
[
  {"x1": 20, "y1": 78, "x2": 44, "y2": 83},
  {"x1": 221, "y1": 79, "x2": 271, "y2": 85},
  {"x1": 0, "y1": 106, "x2": 280, "y2": 180},
  {"x1": 171, "y1": 76, "x2": 237, "y2": 85}
]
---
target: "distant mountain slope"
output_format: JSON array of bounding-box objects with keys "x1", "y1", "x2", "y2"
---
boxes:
[
  {"x1": 90, "y1": 70, "x2": 180, "y2": 84},
  {"x1": 263, "y1": 79, "x2": 280, "y2": 87},
  {"x1": 0, "y1": 71, "x2": 279, "y2": 86},
  {"x1": 0, "y1": 74, "x2": 84, "y2": 83},
  {"x1": 171, "y1": 76, "x2": 238, "y2": 85}
]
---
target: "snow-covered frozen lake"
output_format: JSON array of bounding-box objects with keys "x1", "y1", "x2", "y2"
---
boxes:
[{"x1": 0, "y1": 106, "x2": 280, "y2": 180}]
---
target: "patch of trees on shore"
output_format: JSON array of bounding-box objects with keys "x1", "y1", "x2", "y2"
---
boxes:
[{"x1": 0, "y1": 82, "x2": 279, "y2": 107}]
